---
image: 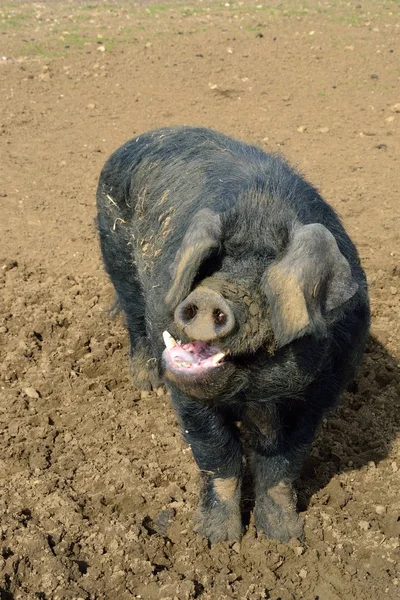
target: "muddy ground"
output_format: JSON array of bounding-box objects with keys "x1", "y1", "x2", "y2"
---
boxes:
[{"x1": 1, "y1": 1, "x2": 399, "y2": 598}]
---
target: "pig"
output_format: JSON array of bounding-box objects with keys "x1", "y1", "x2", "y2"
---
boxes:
[{"x1": 96, "y1": 126, "x2": 370, "y2": 542}]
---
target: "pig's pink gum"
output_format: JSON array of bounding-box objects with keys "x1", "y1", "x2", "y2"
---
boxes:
[{"x1": 163, "y1": 341, "x2": 223, "y2": 373}]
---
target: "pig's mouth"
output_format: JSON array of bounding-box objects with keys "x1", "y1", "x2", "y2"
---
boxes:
[{"x1": 162, "y1": 331, "x2": 225, "y2": 375}]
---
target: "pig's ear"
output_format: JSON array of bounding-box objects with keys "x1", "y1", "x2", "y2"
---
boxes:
[
  {"x1": 262, "y1": 223, "x2": 358, "y2": 347},
  {"x1": 166, "y1": 208, "x2": 222, "y2": 309}
]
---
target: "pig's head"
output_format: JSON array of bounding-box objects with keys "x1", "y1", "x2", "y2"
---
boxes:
[{"x1": 162, "y1": 206, "x2": 358, "y2": 401}]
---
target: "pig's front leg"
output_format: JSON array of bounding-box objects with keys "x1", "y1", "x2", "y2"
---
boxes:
[
  {"x1": 171, "y1": 392, "x2": 244, "y2": 542},
  {"x1": 246, "y1": 403, "x2": 323, "y2": 542}
]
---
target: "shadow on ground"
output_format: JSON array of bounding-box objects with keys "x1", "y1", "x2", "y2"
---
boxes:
[{"x1": 298, "y1": 334, "x2": 400, "y2": 510}]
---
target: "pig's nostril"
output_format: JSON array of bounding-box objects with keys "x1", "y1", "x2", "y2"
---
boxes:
[
  {"x1": 181, "y1": 304, "x2": 198, "y2": 323},
  {"x1": 213, "y1": 309, "x2": 227, "y2": 326}
]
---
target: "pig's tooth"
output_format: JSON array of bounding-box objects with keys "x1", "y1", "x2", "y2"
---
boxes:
[
  {"x1": 163, "y1": 331, "x2": 177, "y2": 350},
  {"x1": 212, "y1": 352, "x2": 225, "y2": 365}
]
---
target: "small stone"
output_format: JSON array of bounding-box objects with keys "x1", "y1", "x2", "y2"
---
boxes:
[
  {"x1": 29, "y1": 451, "x2": 49, "y2": 470},
  {"x1": 299, "y1": 568, "x2": 307, "y2": 579},
  {"x1": 232, "y1": 542, "x2": 241, "y2": 554},
  {"x1": 87, "y1": 103, "x2": 96, "y2": 109},
  {"x1": 64, "y1": 432, "x2": 73, "y2": 443},
  {"x1": 2, "y1": 259, "x2": 18, "y2": 272},
  {"x1": 375, "y1": 505, "x2": 386, "y2": 515},
  {"x1": 227, "y1": 47, "x2": 233, "y2": 54},
  {"x1": 141, "y1": 390, "x2": 151, "y2": 399},
  {"x1": 97, "y1": 45, "x2": 106, "y2": 52},
  {"x1": 368, "y1": 461, "x2": 376, "y2": 469},
  {"x1": 294, "y1": 546, "x2": 305, "y2": 556},
  {"x1": 391, "y1": 461, "x2": 398, "y2": 473},
  {"x1": 38, "y1": 72, "x2": 51, "y2": 81},
  {"x1": 319, "y1": 127, "x2": 330, "y2": 133},
  {"x1": 389, "y1": 286, "x2": 397, "y2": 295},
  {"x1": 385, "y1": 116, "x2": 395, "y2": 123},
  {"x1": 153, "y1": 508, "x2": 175, "y2": 534},
  {"x1": 145, "y1": 42, "x2": 152, "y2": 49},
  {"x1": 391, "y1": 103, "x2": 400, "y2": 113},
  {"x1": 156, "y1": 386, "x2": 165, "y2": 397},
  {"x1": 346, "y1": 564, "x2": 357, "y2": 576},
  {"x1": 23, "y1": 387, "x2": 40, "y2": 399},
  {"x1": 297, "y1": 125, "x2": 307, "y2": 133},
  {"x1": 358, "y1": 520, "x2": 370, "y2": 531},
  {"x1": 167, "y1": 482, "x2": 183, "y2": 501},
  {"x1": 0, "y1": 326, "x2": 8, "y2": 334}
]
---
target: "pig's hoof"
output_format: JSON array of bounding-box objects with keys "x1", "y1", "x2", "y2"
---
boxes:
[
  {"x1": 255, "y1": 506, "x2": 304, "y2": 542},
  {"x1": 254, "y1": 492, "x2": 304, "y2": 542},
  {"x1": 194, "y1": 504, "x2": 243, "y2": 542},
  {"x1": 130, "y1": 340, "x2": 162, "y2": 392}
]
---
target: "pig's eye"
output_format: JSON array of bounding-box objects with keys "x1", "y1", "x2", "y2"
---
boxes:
[{"x1": 213, "y1": 309, "x2": 227, "y2": 326}]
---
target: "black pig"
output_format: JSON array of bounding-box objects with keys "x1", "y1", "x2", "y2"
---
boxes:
[{"x1": 96, "y1": 127, "x2": 370, "y2": 542}]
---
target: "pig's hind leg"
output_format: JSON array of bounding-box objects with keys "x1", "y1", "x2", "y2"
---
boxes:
[{"x1": 97, "y1": 209, "x2": 160, "y2": 391}]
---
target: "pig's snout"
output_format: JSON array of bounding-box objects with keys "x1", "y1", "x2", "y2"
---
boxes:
[{"x1": 174, "y1": 287, "x2": 235, "y2": 341}]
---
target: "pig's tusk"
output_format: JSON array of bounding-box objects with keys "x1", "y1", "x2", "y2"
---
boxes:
[
  {"x1": 163, "y1": 331, "x2": 177, "y2": 350},
  {"x1": 212, "y1": 352, "x2": 225, "y2": 365}
]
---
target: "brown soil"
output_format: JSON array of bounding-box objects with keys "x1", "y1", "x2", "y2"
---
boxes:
[{"x1": 1, "y1": 1, "x2": 399, "y2": 598}]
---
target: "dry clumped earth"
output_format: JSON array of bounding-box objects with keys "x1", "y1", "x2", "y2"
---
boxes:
[{"x1": 0, "y1": 0, "x2": 399, "y2": 598}]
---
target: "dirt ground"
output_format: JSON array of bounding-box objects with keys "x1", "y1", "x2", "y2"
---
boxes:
[{"x1": 1, "y1": 0, "x2": 399, "y2": 598}]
